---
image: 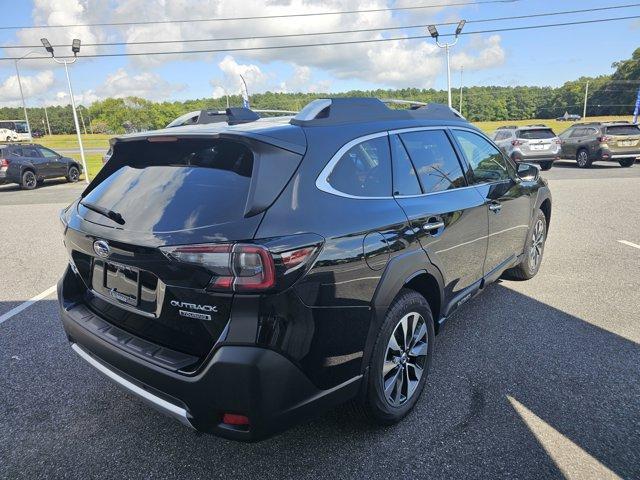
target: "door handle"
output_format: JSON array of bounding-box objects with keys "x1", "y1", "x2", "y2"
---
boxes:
[
  {"x1": 421, "y1": 218, "x2": 445, "y2": 235},
  {"x1": 488, "y1": 202, "x2": 502, "y2": 213}
]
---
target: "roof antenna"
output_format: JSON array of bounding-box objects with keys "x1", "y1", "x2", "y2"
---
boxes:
[{"x1": 239, "y1": 75, "x2": 250, "y2": 109}]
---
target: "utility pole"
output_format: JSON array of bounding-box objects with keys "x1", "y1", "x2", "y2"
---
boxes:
[
  {"x1": 14, "y1": 51, "x2": 39, "y2": 140},
  {"x1": 583, "y1": 81, "x2": 589, "y2": 119},
  {"x1": 459, "y1": 66, "x2": 463, "y2": 114},
  {"x1": 77, "y1": 106, "x2": 87, "y2": 135},
  {"x1": 43, "y1": 104, "x2": 51, "y2": 135}
]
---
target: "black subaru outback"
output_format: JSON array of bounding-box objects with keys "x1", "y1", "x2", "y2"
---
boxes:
[{"x1": 58, "y1": 98, "x2": 551, "y2": 441}]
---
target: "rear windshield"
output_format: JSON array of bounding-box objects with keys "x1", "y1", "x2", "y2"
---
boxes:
[
  {"x1": 605, "y1": 125, "x2": 640, "y2": 136},
  {"x1": 517, "y1": 129, "x2": 555, "y2": 139},
  {"x1": 81, "y1": 139, "x2": 253, "y2": 232}
]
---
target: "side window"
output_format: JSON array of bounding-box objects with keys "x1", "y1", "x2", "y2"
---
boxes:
[
  {"x1": 399, "y1": 130, "x2": 466, "y2": 194},
  {"x1": 21, "y1": 147, "x2": 40, "y2": 157},
  {"x1": 10, "y1": 148, "x2": 22, "y2": 157},
  {"x1": 390, "y1": 135, "x2": 421, "y2": 196},
  {"x1": 326, "y1": 135, "x2": 392, "y2": 197},
  {"x1": 570, "y1": 128, "x2": 585, "y2": 138},
  {"x1": 452, "y1": 129, "x2": 514, "y2": 184},
  {"x1": 38, "y1": 148, "x2": 58, "y2": 158}
]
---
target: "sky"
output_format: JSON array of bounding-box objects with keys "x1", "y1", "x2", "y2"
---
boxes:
[{"x1": 0, "y1": 0, "x2": 638, "y2": 108}]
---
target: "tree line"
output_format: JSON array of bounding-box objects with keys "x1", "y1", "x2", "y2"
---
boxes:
[{"x1": 2, "y1": 47, "x2": 638, "y2": 135}]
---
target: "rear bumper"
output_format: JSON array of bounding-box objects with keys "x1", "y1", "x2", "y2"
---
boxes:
[
  {"x1": 597, "y1": 148, "x2": 640, "y2": 161},
  {"x1": 511, "y1": 152, "x2": 559, "y2": 163},
  {"x1": 58, "y1": 278, "x2": 360, "y2": 441}
]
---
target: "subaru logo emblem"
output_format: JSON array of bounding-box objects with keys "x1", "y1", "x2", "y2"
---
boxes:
[{"x1": 93, "y1": 239, "x2": 110, "y2": 258}]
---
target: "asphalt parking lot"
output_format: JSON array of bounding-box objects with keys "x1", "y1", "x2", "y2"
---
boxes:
[{"x1": 1, "y1": 160, "x2": 639, "y2": 479}]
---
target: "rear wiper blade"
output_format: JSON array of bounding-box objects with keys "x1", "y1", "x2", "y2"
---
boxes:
[{"x1": 80, "y1": 201, "x2": 125, "y2": 225}]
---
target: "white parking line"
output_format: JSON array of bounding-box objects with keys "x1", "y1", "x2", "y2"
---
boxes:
[
  {"x1": 618, "y1": 240, "x2": 640, "y2": 250},
  {"x1": 0, "y1": 285, "x2": 57, "y2": 326}
]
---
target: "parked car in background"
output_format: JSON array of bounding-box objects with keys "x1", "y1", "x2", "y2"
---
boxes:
[
  {"x1": 0, "y1": 143, "x2": 82, "y2": 189},
  {"x1": 558, "y1": 121, "x2": 640, "y2": 168},
  {"x1": 555, "y1": 113, "x2": 582, "y2": 122},
  {"x1": 491, "y1": 125, "x2": 561, "y2": 170},
  {"x1": 0, "y1": 128, "x2": 19, "y2": 142},
  {"x1": 32, "y1": 129, "x2": 46, "y2": 138},
  {"x1": 58, "y1": 98, "x2": 551, "y2": 441}
]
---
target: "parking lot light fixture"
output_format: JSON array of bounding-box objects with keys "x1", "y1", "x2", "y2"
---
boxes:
[
  {"x1": 40, "y1": 37, "x2": 89, "y2": 184},
  {"x1": 428, "y1": 20, "x2": 466, "y2": 109}
]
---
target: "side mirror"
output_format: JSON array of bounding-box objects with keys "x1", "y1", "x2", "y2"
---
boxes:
[{"x1": 517, "y1": 162, "x2": 540, "y2": 182}]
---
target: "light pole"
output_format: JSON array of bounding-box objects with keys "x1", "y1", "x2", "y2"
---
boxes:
[
  {"x1": 428, "y1": 20, "x2": 466, "y2": 109},
  {"x1": 14, "y1": 50, "x2": 39, "y2": 140},
  {"x1": 41, "y1": 38, "x2": 89, "y2": 184},
  {"x1": 459, "y1": 66, "x2": 464, "y2": 114}
]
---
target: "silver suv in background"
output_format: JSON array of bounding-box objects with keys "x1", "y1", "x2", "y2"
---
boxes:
[{"x1": 491, "y1": 125, "x2": 561, "y2": 171}]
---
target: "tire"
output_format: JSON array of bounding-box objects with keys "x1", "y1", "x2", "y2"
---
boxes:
[
  {"x1": 5, "y1": 136, "x2": 10, "y2": 142},
  {"x1": 618, "y1": 158, "x2": 634, "y2": 168},
  {"x1": 502, "y1": 209, "x2": 547, "y2": 281},
  {"x1": 576, "y1": 149, "x2": 592, "y2": 168},
  {"x1": 360, "y1": 288, "x2": 435, "y2": 424},
  {"x1": 540, "y1": 161, "x2": 553, "y2": 171},
  {"x1": 21, "y1": 170, "x2": 37, "y2": 190},
  {"x1": 66, "y1": 165, "x2": 80, "y2": 183}
]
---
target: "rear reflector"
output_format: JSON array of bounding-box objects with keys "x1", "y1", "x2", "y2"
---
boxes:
[{"x1": 222, "y1": 413, "x2": 250, "y2": 426}]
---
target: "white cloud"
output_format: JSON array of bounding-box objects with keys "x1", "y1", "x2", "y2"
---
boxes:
[
  {"x1": 451, "y1": 35, "x2": 506, "y2": 71},
  {"x1": 2, "y1": 1, "x2": 509, "y2": 103},
  {"x1": 96, "y1": 68, "x2": 185, "y2": 100},
  {"x1": 0, "y1": 71, "x2": 55, "y2": 105}
]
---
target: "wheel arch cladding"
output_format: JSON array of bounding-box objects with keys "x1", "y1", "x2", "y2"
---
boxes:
[
  {"x1": 540, "y1": 198, "x2": 551, "y2": 232},
  {"x1": 403, "y1": 273, "x2": 442, "y2": 334}
]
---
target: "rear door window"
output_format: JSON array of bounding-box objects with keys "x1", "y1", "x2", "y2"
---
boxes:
[
  {"x1": 81, "y1": 139, "x2": 255, "y2": 232},
  {"x1": 399, "y1": 130, "x2": 466, "y2": 194},
  {"x1": 390, "y1": 135, "x2": 421, "y2": 196},
  {"x1": 517, "y1": 129, "x2": 555, "y2": 139},
  {"x1": 326, "y1": 135, "x2": 392, "y2": 197},
  {"x1": 605, "y1": 125, "x2": 640, "y2": 136}
]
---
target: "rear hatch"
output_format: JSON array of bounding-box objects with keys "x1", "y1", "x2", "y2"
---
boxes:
[
  {"x1": 63, "y1": 134, "x2": 304, "y2": 365},
  {"x1": 517, "y1": 128, "x2": 558, "y2": 155},
  {"x1": 604, "y1": 124, "x2": 640, "y2": 154}
]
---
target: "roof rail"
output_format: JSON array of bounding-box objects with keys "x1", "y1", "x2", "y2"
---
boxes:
[
  {"x1": 496, "y1": 125, "x2": 518, "y2": 130},
  {"x1": 525, "y1": 124, "x2": 549, "y2": 127},
  {"x1": 290, "y1": 97, "x2": 465, "y2": 126}
]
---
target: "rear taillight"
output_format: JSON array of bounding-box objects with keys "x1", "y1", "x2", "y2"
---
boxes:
[
  {"x1": 0, "y1": 158, "x2": 9, "y2": 168},
  {"x1": 554, "y1": 138, "x2": 562, "y2": 145},
  {"x1": 160, "y1": 242, "x2": 319, "y2": 293},
  {"x1": 511, "y1": 140, "x2": 523, "y2": 146},
  {"x1": 597, "y1": 135, "x2": 610, "y2": 143}
]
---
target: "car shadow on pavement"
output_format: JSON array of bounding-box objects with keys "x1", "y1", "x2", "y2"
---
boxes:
[
  {"x1": 1, "y1": 287, "x2": 638, "y2": 479},
  {"x1": 553, "y1": 160, "x2": 623, "y2": 170},
  {"x1": 0, "y1": 178, "x2": 71, "y2": 192}
]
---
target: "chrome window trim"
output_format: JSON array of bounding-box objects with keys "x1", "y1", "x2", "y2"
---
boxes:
[
  {"x1": 315, "y1": 131, "x2": 391, "y2": 200},
  {"x1": 315, "y1": 125, "x2": 514, "y2": 200}
]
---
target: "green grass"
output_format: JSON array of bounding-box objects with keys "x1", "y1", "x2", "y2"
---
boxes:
[
  {"x1": 39, "y1": 133, "x2": 111, "y2": 150},
  {"x1": 66, "y1": 153, "x2": 103, "y2": 180}
]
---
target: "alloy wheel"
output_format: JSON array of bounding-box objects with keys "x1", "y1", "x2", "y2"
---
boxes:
[
  {"x1": 24, "y1": 171, "x2": 36, "y2": 188},
  {"x1": 382, "y1": 312, "x2": 428, "y2": 407},
  {"x1": 529, "y1": 218, "x2": 545, "y2": 270},
  {"x1": 69, "y1": 168, "x2": 79, "y2": 182},
  {"x1": 577, "y1": 151, "x2": 588, "y2": 167}
]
